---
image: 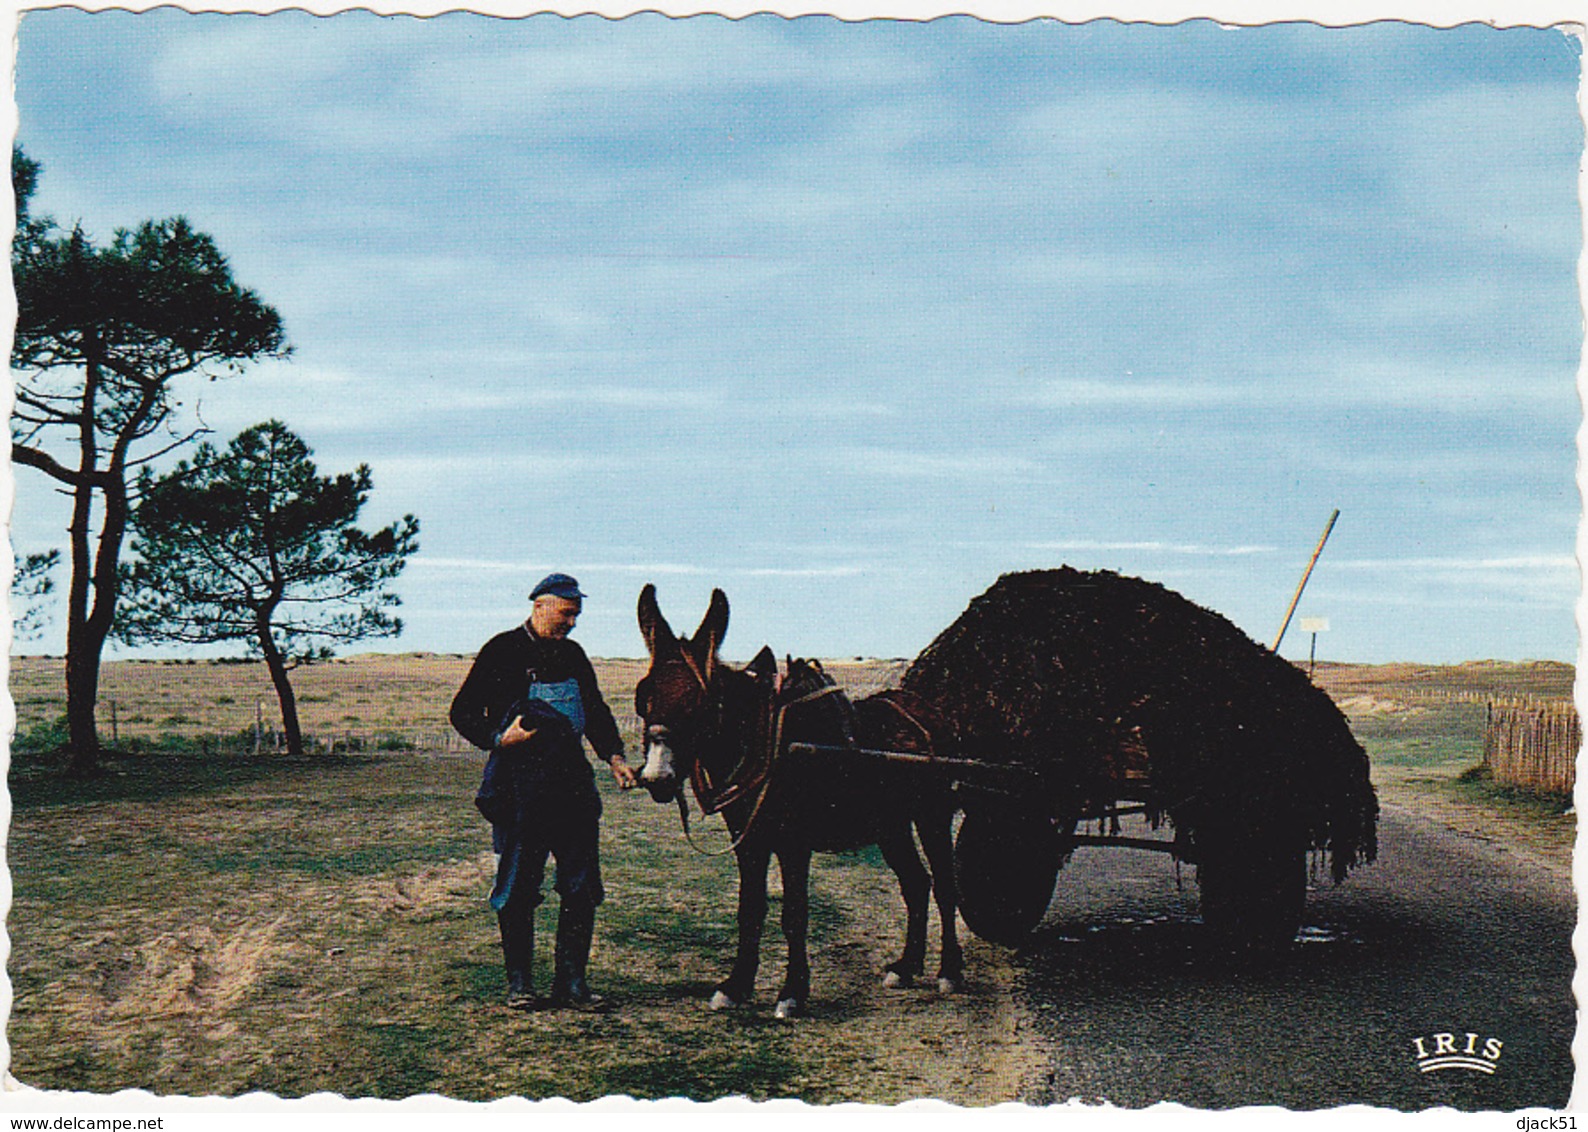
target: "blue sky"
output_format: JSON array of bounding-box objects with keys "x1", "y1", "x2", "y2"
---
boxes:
[{"x1": 10, "y1": 11, "x2": 1582, "y2": 663}]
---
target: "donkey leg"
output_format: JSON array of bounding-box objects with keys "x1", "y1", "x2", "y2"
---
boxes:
[
  {"x1": 713, "y1": 844, "x2": 772, "y2": 1010},
  {"x1": 773, "y1": 846, "x2": 813, "y2": 1019},
  {"x1": 877, "y1": 825, "x2": 930, "y2": 988},
  {"x1": 917, "y1": 809, "x2": 964, "y2": 993}
]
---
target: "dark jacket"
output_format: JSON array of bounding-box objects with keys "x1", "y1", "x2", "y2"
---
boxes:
[
  {"x1": 450, "y1": 623, "x2": 624, "y2": 761},
  {"x1": 452, "y1": 624, "x2": 625, "y2": 832}
]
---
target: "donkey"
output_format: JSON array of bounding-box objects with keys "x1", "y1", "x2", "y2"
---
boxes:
[{"x1": 635, "y1": 584, "x2": 963, "y2": 1018}]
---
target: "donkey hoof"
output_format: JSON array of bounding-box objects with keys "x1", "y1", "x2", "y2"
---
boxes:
[
  {"x1": 881, "y1": 970, "x2": 913, "y2": 990},
  {"x1": 708, "y1": 990, "x2": 740, "y2": 1012},
  {"x1": 936, "y1": 976, "x2": 960, "y2": 995},
  {"x1": 773, "y1": 997, "x2": 802, "y2": 1020}
]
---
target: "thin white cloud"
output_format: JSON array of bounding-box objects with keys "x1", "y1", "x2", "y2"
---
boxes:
[
  {"x1": 1017, "y1": 378, "x2": 1246, "y2": 409},
  {"x1": 188, "y1": 359, "x2": 525, "y2": 433},
  {"x1": 1319, "y1": 558, "x2": 1578, "y2": 611},
  {"x1": 740, "y1": 565, "x2": 868, "y2": 578},
  {"x1": 1012, "y1": 356, "x2": 1572, "y2": 418},
  {"x1": 1288, "y1": 443, "x2": 1572, "y2": 481},
  {"x1": 408, "y1": 556, "x2": 549, "y2": 574},
  {"x1": 1024, "y1": 540, "x2": 1278, "y2": 557},
  {"x1": 744, "y1": 398, "x2": 897, "y2": 421},
  {"x1": 408, "y1": 557, "x2": 868, "y2": 579},
  {"x1": 828, "y1": 446, "x2": 1043, "y2": 481},
  {"x1": 374, "y1": 452, "x2": 604, "y2": 482},
  {"x1": 512, "y1": 385, "x2": 722, "y2": 410},
  {"x1": 1333, "y1": 554, "x2": 1575, "y2": 571},
  {"x1": 1006, "y1": 250, "x2": 1173, "y2": 288},
  {"x1": 410, "y1": 557, "x2": 706, "y2": 576},
  {"x1": 578, "y1": 562, "x2": 708, "y2": 575},
  {"x1": 1313, "y1": 357, "x2": 1575, "y2": 408}
]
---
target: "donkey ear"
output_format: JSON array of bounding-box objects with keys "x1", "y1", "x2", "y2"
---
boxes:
[
  {"x1": 637, "y1": 583, "x2": 677, "y2": 656},
  {"x1": 747, "y1": 646, "x2": 777, "y2": 679},
  {"x1": 695, "y1": 588, "x2": 729, "y2": 654},
  {"x1": 692, "y1": 588, "x2": 727, "y2": 682}
]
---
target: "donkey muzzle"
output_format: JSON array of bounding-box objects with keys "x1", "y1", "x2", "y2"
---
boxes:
[{"x1": 639, "y1": 725, "x2": 680, "y2": 803}]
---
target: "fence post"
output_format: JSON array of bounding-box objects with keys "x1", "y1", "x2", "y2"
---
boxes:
[{"x1": 1485, "y1": 697, "x2": 1577, "y2": 794}]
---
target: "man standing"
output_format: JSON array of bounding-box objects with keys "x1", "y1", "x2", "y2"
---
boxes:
[{"x1": 451, "y1": 573, "x2": 638, "y2": 1010}]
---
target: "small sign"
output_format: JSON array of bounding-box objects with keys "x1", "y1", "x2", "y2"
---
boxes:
[{"x1": 1300, "y1": 617, "x2": 1330, "y2": 633}]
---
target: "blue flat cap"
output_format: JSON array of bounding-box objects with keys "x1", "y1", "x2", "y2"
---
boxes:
[{"x1": 530, "y1": 573, "x2": 586, "y2": 602}]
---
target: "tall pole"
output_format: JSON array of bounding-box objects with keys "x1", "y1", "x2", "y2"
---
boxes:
[{"x1": 1273, "y1": 509, "x2": 1340, "y2": 652}]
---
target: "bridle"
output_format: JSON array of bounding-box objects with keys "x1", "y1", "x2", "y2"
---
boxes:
[
  {"x1": 638, "y1": 638, "x2": 710, "y2": 770},
  {"x1": 643, "y1": 651, "x2": 846, "y2": 856}
]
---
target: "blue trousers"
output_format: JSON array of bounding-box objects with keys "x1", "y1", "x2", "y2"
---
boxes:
[{"x1": 490, "y1": 785, "x2": 604, "y2": 922}]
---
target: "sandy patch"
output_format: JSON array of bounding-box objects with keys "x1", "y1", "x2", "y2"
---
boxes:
[
  {"x1": 1334, "y1": 694, "x2": 1423, "y2": 717},
  {"x1": 361, "y1": 853, "x2": 496, "y2": 916},
  {"x1": 88, "y1": 916, "x2": 289, "y2": 1036}
]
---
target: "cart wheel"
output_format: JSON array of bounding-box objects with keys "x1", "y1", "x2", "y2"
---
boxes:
[
  {"x1": 953, "y1": 808, "x2": 1061, "y2": 946},
  {"x1": 1196, "y1": 837, "x2": 1306, "y2": 953}
]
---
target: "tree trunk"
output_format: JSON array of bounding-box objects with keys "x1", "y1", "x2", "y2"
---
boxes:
[
  {"x1": 62, "y1": 356, "x2": 102, "y2": 775},
  {"x1": 255, "y1": 614, "x2": 303, "y2": 758},
  {"x1": 63, "y1": 359, "x2": 142, "y2": 775},
  {"x1": 69, "y1": 470, "x2": 132, "y2": 773},
  {"x1": 64, "y1": 533, "x2": 123, "y2": 772},
  {"x1": 63, "y1": 622, "x2": 102, "y2": 775}
]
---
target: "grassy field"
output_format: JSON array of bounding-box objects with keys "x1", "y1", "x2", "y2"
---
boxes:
[
  {"x1": 9, "y1": 654, "x2": 908, "y2": 758},
  {"x1": 4, "y1": 653, "x2": 1575, "y2": 1101},
  {"x1": 7, "y1": 654, "x2": 1032, "y2": 1103}
]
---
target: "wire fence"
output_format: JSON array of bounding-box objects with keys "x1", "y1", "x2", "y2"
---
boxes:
[
  {"x1": 243, "y1": 710, "x2": 651, "y2": 758},
  {"x1": 1484, "y1": 698, "x2": 1579, "y2": 795}
]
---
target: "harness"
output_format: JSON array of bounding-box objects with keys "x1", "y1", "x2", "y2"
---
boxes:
[
  {"x1": 865, "y1": 689, "x2": 941, "y2": 760},
  {"x1": 660, "y1": 661, "x2": 846, "y2": 857}
]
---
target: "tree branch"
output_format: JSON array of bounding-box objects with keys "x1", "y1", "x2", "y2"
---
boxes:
[
  {"x1": 126, "y1": 425, "x2": 214, "y2": 469},
  {"x1": 11, "y1": 442, "x2": 95, "y2": 486}
]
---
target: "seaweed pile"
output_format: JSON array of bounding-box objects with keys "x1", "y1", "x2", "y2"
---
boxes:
[{"x1": 901, "y1": 567, "x2": 1377, "y2": 880}]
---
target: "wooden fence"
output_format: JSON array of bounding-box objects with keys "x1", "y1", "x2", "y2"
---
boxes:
[{"x1": 1484, "y1": 698, "x2": 1579, "y2": 795}]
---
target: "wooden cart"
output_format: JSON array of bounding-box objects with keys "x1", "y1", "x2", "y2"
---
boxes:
[{"x1": 787, "y1": 735, "x2": 1311, "y2": 951}]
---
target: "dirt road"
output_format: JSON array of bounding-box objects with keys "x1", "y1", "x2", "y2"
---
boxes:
[{"x1": 1012, "y1": 803, "x2": 1575, "y2": 1110}]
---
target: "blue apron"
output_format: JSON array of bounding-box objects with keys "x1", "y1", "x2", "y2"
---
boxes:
[
  {"x1": 475, "y1": 677, "x2": 593, "y2": 828},
  {"x1": 525, "y1": 678, "x2": 585, "y2": 738}
]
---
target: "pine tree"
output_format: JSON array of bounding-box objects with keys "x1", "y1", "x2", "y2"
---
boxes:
[
  {"x1": 118, "y1": 421, "x2": 419, "y2": 757},
  {"x1": 11, "y1": 146, "x2": 289, "y2": 772}
]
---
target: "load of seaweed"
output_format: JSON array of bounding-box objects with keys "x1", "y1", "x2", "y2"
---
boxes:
[{"x1": 901, "y1": 567, "x2": 1378, "y2": 881}]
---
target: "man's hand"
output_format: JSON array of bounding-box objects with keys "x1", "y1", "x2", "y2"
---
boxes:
[
  {"x1": 609, "y1": 756, "x2": 639, "y2": 790},
  {"x1": 498, "y1": 715, "x2": 539, "y2": 748}
]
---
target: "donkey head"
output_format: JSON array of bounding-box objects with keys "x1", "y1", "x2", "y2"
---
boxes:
[{"x1": 635, "y1": 584, "x2": 774, "y2": 803}]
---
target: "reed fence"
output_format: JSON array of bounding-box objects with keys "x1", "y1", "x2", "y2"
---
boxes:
[{"x1": 1484, "y1": 698, "x2": 1579, "y2": 795}]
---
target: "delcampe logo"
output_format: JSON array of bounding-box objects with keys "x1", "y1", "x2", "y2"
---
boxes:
[{"x1": 1412, "y1": 1031, "x2": 1504, "y2": 1074}]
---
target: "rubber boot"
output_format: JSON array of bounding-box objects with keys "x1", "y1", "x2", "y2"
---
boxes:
[
  {"x1": 498, "y1": 911, "x2": 537, "y2": 1011},
  {"x1": 547, "y1": 902, "x2": 604, "y2": 1010}
]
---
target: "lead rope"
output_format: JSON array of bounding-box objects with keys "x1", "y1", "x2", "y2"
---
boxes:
[
  {"x1": 676, "y1": 790, "x2": 745, "y2": 857},
  {"x1": 675, "y1": 681, "x2": 846, "y2": 857}
]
